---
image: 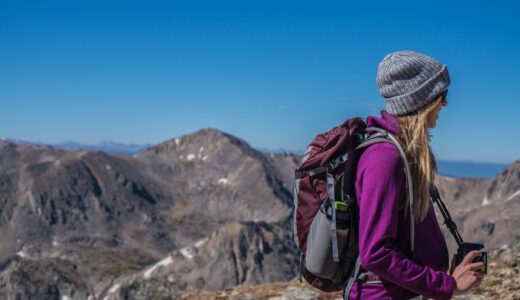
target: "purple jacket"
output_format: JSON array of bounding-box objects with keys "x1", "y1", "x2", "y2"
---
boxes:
[{"x1": 348, "y1": 111, "x2": 456, "y2": 300}]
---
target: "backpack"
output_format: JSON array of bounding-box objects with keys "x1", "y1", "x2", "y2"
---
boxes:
[{"x1": 293, "y1": 117, "x2": 416, "y2": 294}]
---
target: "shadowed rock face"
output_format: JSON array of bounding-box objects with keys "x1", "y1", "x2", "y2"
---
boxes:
[
  {"x1": 0, "y1": 257, "x2": 91, "y2": 300},
  {"x1": 0, "y1": 147, "x2": 175, "y2": 260},
  {"x1": 0, "y1": 133, "x2": 517, "y2": 299}
]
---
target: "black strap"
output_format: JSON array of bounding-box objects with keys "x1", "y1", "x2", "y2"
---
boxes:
[{"x1": 430, "y1": 185, "x2": 465, "y2": 247}]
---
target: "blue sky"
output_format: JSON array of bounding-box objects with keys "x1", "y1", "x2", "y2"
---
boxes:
[{"x1": 1, "y1": 0, "x2": 518, "y2": 164}]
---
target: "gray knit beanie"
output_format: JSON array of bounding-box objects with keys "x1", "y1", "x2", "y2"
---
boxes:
[{"x1": 377, "y1": 50, "x2": 451, "y2": 116}]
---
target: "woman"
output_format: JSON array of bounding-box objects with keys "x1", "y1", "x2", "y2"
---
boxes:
[{"x1": 348, "y1": 51, "x2": 484, "y2": 299}]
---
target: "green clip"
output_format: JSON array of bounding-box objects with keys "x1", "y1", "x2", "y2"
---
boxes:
[{"x1": 334, "y1": 201, "x2": 348, "y2": 212}]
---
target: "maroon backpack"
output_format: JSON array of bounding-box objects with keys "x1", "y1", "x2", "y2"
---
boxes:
[{"x1": 293, "y1": 117, "x2": 415, "y2": 294}]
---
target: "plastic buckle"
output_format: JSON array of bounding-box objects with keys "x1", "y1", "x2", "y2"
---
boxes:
[{"x1": 334, "y1": 201, "x2": 348, "y2": 212}]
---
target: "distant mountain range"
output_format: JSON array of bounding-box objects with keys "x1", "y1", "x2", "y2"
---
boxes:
[
  {"x1": 1, "y1": 138, "x2": 151, "y2": 156},
  {"x1": 1, "y1": 138, "x2": 507, "y2": 178}
]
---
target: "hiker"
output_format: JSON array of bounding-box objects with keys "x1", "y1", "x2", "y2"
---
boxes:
[{"x1": 348, "y1": 50, "x2": 484, "y2": 299}]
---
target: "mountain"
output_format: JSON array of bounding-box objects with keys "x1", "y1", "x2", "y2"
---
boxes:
[
  {"x1": 0, "y1": 129, "x2": 299, "y2": 299},
  {"x1": 136, "y1": 128, "x2": 294, "y2": 225},
  {"x1": 54, "y1": 141, "x2": 152, "y2": 156},
  {"x1": 0, "y1": 130, "x2": 517, "y2": 299},
  {"x1": 1, "y1": 138, "x2": 151, "y2": 156}
]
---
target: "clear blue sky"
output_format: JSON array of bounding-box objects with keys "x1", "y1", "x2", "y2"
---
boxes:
[{"x1": 1, "y1": 0, "x2": 518, "y2": 163}]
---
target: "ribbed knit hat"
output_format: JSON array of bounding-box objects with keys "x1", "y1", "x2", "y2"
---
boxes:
[{"x1": 377, "y1": 50, "x2": 451, "y2": 116}]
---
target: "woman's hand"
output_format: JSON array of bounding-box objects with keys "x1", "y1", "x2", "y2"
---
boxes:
[{"x1": 452, "y1": 250, "x2": 484, "y2": 295}]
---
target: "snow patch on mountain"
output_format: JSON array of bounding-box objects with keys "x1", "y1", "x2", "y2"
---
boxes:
[
  {"x1": 102, "y1": 282, "x2": 120, "y2": 300},
  {"x1": 195, "y1": 238, "x2": 208, "y2": 248},
  {"x1": 180, "y1": 238, "x2": 208, "y2": 260},
  {"x1": 16, "y1": 249, "x2": 26, "y2": 258},
  {"x1": 506, "y1": 189, "x2": 520, "y2": 202},
  {"x1": 143, "y1": 256, "x2": 173, "y2": 279},
  {"x1": 180, "y1": 247, "x2": 194, "y2": 260}
]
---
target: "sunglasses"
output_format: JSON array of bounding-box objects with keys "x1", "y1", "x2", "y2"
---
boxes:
[{"x1": 438, "y1": 90, "x2": 448, "y2": 105}]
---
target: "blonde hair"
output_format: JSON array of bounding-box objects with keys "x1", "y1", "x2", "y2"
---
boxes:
[{"x1": 397, "y1": 97, "x2": 443, "y2": 223}]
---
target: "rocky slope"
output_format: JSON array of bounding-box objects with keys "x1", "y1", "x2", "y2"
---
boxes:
[
  {"x1": 99, "y1": 221, "x2": 298, "y2": 299},
  {"x1": 177, "y1": 243, "x2": 520, "y2": 300},
  {"x1": 435, "y1": 160, "x2": 520, "y2": 252}
]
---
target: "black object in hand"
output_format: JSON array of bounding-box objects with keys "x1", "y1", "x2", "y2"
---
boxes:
[{"x1": 451, "y1": 242, "x2": 488, "y2": 275}]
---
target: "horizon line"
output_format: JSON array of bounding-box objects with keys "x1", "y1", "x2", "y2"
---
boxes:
[{"x1": 1, "y1": 136, "x2": 515, "y2": 166}]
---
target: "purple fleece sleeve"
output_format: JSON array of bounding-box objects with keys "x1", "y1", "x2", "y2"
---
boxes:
[{"x1": 356, "y1": 144, "x2": 457, "y2": 300}]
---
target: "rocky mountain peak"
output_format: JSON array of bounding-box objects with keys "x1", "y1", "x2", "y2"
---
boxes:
[
  {"x1": 138, "y1": 128, "x2": 256, "y2": 159},
  {"x1": 486, "y1": 160, "x2": 520, "y2": 203}
]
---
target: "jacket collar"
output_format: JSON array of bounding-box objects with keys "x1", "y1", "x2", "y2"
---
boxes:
[{"x1": 366, "y1": 110, "x2": 403, "y2": 138}]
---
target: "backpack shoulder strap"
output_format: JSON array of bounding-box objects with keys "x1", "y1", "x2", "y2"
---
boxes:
[{"x1": 359, "y1": 127, "x2": 415, "y2": 254}]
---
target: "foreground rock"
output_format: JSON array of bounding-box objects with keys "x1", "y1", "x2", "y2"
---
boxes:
[{"x1": 179, "y1": 279, "x2": 342, "y2": 300}]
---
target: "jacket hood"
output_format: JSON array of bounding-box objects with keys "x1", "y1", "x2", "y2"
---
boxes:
[{"x1": 366, "y1": 110, "x2": 403, "y2": 138}]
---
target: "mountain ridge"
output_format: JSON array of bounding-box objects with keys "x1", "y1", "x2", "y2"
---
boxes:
[{"x1": 2, "y1": 135, "x2": 510, "y2": 179}]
